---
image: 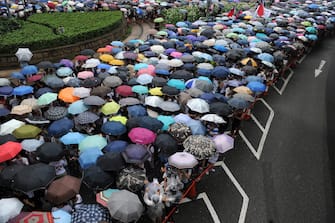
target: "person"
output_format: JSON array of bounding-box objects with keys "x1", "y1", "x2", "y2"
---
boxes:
[
  {"x1": 230, "y1": 109, "x2": 244, "y2": 137},
  {"x1": 144, "y1": 179, "x2": 165, "y2": 223},
  {"x1": 12, "y1": 153, "x2": 29, "y2": 166}
]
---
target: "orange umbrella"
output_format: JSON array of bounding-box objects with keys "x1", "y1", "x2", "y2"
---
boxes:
[
  {"x1": 58, "y1": 87, "x2": 80, "y2": 103},
  {"x1": 97, "y1": 47, "x2": 111, "y2": 53}
]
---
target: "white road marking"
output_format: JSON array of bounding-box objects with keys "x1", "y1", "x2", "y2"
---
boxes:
[
  {"x1": 198, "y1": 193, "x2": 221, "y2": 223},
  {"x1": 314, "y1": 59, "x2": 326, "y2": 78},
  {"x1": 297, "y1": 48, "x2": 312, "y2": 64},
  {"x1": 239, "y1": 98, "x2": 275, "y2": 160},
  {"x1": 272, "y1": 67, "x2": 294, "y2": 95}
]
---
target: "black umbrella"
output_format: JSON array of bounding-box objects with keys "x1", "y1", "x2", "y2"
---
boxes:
[
  {"x1": 13, "y1": 163, "x2": 56, "y2": 193},
  {"x1": 37, "y1": 61, "x2": 54, "y2": 70},
  {"x1": 36, "y1": 142, "x2": 65, "y2": 163},
  {"x1": 152, "y1": 76, "x2": 167, "y2": 87},
  {"x1": 162, "y1": 86, "x2": 179, "y2": 96},
  {"x1": 126, "y1": 117, "x2": 141, "y2": 130},
  {"x1": 80, "y1": 49, "x2": 95, "y2": 56},
  {"x1": 171, "y1": 70, "x2": 193, "y2": 80},
  {"x1": 138, "y1": 116, "x2": 163, "y2": 132},
  {"x1": 209, "y1": 102, "x2": 232, "y2": 117},
  {"x1": 83, "y1": 165, "x2": 115, "y2": 190},
  {"x1": 226, "y1": 49, "x2": 246, "y2": 61},
  {"x1": 0, "y1": 164, "x2": 25, "y2": 188},
  {"x1": 97, "y1": 151, "x2": 126, "y2": 171},
  {"x1": 154, "y1": 133, "x2": 178, "y2": 157},
  {"x1": 44, "y1": 106, "x2": 68, "y2": 121},
  {"x1": 81, "y1": 77, "x2": 102, "y2": 88},
  {"x1": 200, "y1": 28, "x2": 215, "y2": 38},
  {"x1": 83, "y1": 95, "x2": 106, "y2": 106},
  {"x1": 91, "y1": 86, "x2": 112, "y2": 97},
  {"x1": 242, "y1": 65, "x2": 258, "y2": 75},
  {"x1": 0, "y1": 134, "x2": 18, "y2": 145}
]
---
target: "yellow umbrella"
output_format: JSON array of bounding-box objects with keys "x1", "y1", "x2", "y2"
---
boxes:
[
  {"x1": 101, "y1": 101, "x2": 120, "y2": 115},
  {"x1": 241, "y1": 57, "x2": 258, "y2": 67},
  {"x1": 109, "y1": 59, "x2": 124, "y2": 66},
  {"x1": 244, "y1": 15, "x2": 252, "y2": 20},
  {"x1": 149, "y1": 87, "x2": 163, "y2": 96},
  {"x1": 136, "y1": 53, "x2": 146, "y2": 62},
  {"x1": 11, "y1": 105, "x2": 32, "y2": 115},
  {"x1": 100, "y1": 54, "x2": 114, "y2": 63},
  {"x1": 233, "y1": 86, "x2": 253, "y2": 95},
  {"x1": 109, "y1": 115, "x2": 128, "y2": 125}
]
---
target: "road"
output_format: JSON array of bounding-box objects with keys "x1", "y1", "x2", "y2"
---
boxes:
[{"x1": 174, "y1": 36, "x2": 335, "y2": 223}]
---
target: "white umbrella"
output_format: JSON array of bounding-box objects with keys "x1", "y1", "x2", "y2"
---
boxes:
[
  {"x1": 82, "y1": 58, "x2": 100, "y2": 68},
  {"x1": 21, "y1": 137, "x2": 45, "y2": 152},
  {"x1": 168, "y1": 152, "x2": 198, "y2": 169},
  {"x1": 158, "y1": 101, "x2": 180, "y2": 112},
  {"x1": 150, "y1": 45, "x2": 165, "y2": 54},
  {"x1": 186, "y1": 98, "x2": 209, "y2": 113},
  {"x1": 197, "y1": 62, "x2": 214, "y2": 70},
  {"x1": 145, "y1": 96, "x2": 164, "y2": 108},
  {"x1": 73, "y1": 87, "x2": 91, "y2": 98},
  {"x1": 136, "y1": 74, "x2": 153, "y2": 85},
  {"x1": 0, "y1": 119, "x2": 25, "y2": 135},
  {"x1": 168, "y1": 59, "x2": 184, "y2": 68},
  {"x1": 0, "y1": 198, "x2": 24, "y2": 223},
  {"x1": 115, "y1": 51, "x2": 126, "y2": 60},
  {"x1": 200, "y1": 114, "x2": 226, "y2": 124},
  {"x1": 202, "y1": 39, "x2": 216, "y2": 47},
  {"x1": 15, "y1": 48, "x2": 33, "y2": 62},
  {"x1": 0, "y1": 78, "x2": 11, "y2": 86}
]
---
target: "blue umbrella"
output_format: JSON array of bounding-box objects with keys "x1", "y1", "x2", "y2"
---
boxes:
[
  {"x1": 247, "y1": 81, "x2": 266, "y2": 92},
  {"x1": 56, "y1": 67, "x2": 73, "y2": 77},
  {"x1": 227, "y1": 80, "x2": 242, "y2": 87},
  {"x1": 11, "y1": 71, "x2": 25, "y2": 80},
  {"x1": 127, "y1": 105, "x2": 147, "y2": 117},
  {"x1": 134, "y1": 63, "x2": 148, "y2": 71},
  {"x1": 176, "y1": 21, "x2": 188, "y2": 28},
  {"x1": 167, "y1": 79, "x2": 185, "y2": 90},
  {"x1": 97, "y1": 63, "x2": 111, "y2": 70},
  {"x1": 197, "y1": 68, "x2": 212, "y2": 77},
  {"x1": 245, "y1": 75, "x2": 264, "y2": 83},
  {"x1": 79, "y1": 148, "x2": 103, "y2": 169},
  {"x1": 257, "y1": 53, "x2": 274, "y2": 63},
  {"x1": 60, "y1": 132, "x2": 87, "y2": 145},
  {"x1": 101, "y1": 121, "x2": 127, "y2": 136},
  {"x1": 213, "y1": 45, "x2": 228, "y2": 53},
  {"x1": 13, "y1": 85, "x2": 34, "y2": 96},
  {"x1": 122, "y1": 144, "x2": 150, "y2": 164},
  {"x1": 104, "y1": 140, "x2": 129, "y2": 153},
  {"x1": 212, "y1": 66, "x2": 230, "y2": 78},
  {"x1": 186, "y1": 119, "x2": 206, "y2": 135},
  {"x1": 0, "y1": 86, "x2": 13, "y2": 96},
  {"x1": 68, "y1": 100, "x2": 90, "y2": 115},
  {"x1": 21, "y1": 65, "x2": 38, "y2": 75},
  {"x1": 157, "y1": 115, "x2": 175, "y2": 131},
  {"x1": 111, "y1": 40, "x2": 124, "y2": 47},
  {"x1": 228, "y1": 97, "x2": 250, "y2": 109},
  {"x1": 174, "y1": 113, "x2": 191, "y2": 124},
  {"x1": 48, "y1": 118, "x2": 74, "y2": 137},
  {"x1": 156, "y1": 69, "x2": 170, "y2": 75},
  {"x1": 229, "y1": 68, "x2": 245, "y2": 76},
  {"x1": 52, "y1": 209, "x2": 71, "y2": 223},
  {"x1": 132, "y1": 85, "x2": 148, "y2": 95},
  {"x1": 0, "y1": 107, "x2": 10, "y2": 116},
  {"x1": 200, "y1": 92, "x2": 217, "y2": 103}
]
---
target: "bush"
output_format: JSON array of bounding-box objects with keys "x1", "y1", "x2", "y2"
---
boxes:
[{"x1": 0, "y1": 17, "x2": 22, "y2": 35}]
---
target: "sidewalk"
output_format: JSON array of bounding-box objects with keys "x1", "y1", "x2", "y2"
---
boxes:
[{"x1": 0, "y1": 22, "x2": 152, "y2": 78}]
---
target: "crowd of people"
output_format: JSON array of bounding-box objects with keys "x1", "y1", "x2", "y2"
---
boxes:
[{"x1": 1, "y1": 0, "x2": 335, "y2": 222}]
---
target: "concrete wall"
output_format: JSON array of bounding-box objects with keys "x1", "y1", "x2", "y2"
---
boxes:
[{"x1": 0, "y1": 19, "x2": 128, "y2": 70}]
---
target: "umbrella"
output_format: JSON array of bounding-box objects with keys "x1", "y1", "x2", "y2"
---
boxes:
[
  {"x1": 10, "y1": 105, "x2": 32, "y2": 115},
  {"x1": 107, "y1": 189, "x2": 144, "y2": 223},
  {"x1": 119, "y1": 97, "x2": 140, "y2": 107},
  {"x1": 247, "y1": 81, "x2": 267, "y2": 92},
  {"x1": 12, "y1": 124, "x2": 41, "y2": 139},
  {"x1": 13, "y1": 163, "x2": 55, "y2": 193},
  {"x1": 68, "y1": 100, "x2": 89, "y2": 115},
  {"x1": 154, "y1": 133, "x2": 178, "y2": 157},
  {"x1": 79, "y1": 148, "x2": 103, "y2": 169},
  {"x1": 154, "y1": 17, "x2": 164, "y2": 23},
  {"x1": 145, "y1": 96, "x2": 164, "y2": 108},
  {"x1": 78, "y1": 71, "x2": 94, "y2": 79},
  {"x1": 83, "y1": 166, "x2": 114, "y2": 190},
  {"x1": 75, "y1": 111, "x2": 99, "y2": 124},
  {"x1": 0, "y1": 141, "x2": 22, "y2": 163},
  {"x1": 83, "y1": 95, "x2": 105, "y2": 106},
  {"x1": 168, "y1": 152, "x2": 198, "y2": 169},
  {"x1": 97, "y1": 151, "x2": 125, "y2": 171},
  {"x1": 52, "y1": 210, "x2": 71, "y2": 223},
  {"x1": 56, "y1": 67, "x2": 73, "y2": 77},
  {"x1": 20, "y1": 98, "x2": 39, "y2": 110},
  {"x1": 0, "y1": 164, "x2": 25, "y2": 188},
  {"x1": 168, "y1": 122, "x2": 192, "y2": 143},
  {"x1": 183, "y1": 135, "x2": 216, "y2": 160},
  {"x1": 13, "y1": 85, "x2": 34, "y2": 96},
  {"x1": 200, "y1": 114, "x2": 226, "y2": 124},
  {"x1": 46, "y1": 175, "x2": 81, "y2": 205},
  {"x1": 96, "y1": 188, "x2": 120, "y2": 207},
  {"x1": 103, "y1": 76, "x2": 123, "y2": 88},
  {"x1": 132, "y1": 85, "x2": 149, "y2": 95},
  {"x1": 157, "y1": 115, "x2": 175, "y2": 131},
  {"x1": 103, "y1": 140, "x2": 128, "y2": 153},
  {"x1": 213, "y1": 134, "x2": 235, "y2": 153},
  {"x1": 15, "y1": 48, "x2": 33, "y2": 62},
  {"x1": 0, "y1": 134, "x2": 17, "y2": 145},
  {"x1": 101, "y1": 121, "x2": 127, "y2": 136},
  {"x1": 82, "y1": 58, "x2": 100, "y2": 68},
  {"x1": 158, "y1": 101, "x2": 180, "y2": 112},
  {"x1": 228, "y1": 97, "x2": 250, "y2": 109},
  {"x1": 58, "y1": 87, "x2": 80, "y2": 103},
  {"x1": 233, "y1": 93, "x2": 256, "y2": 102},
  {"x1": 59, "y1": 132, "x2": 86, "y2": 145},
  {"x1": 44, "y1": 106, "x2": 68, "y2": 120},
  {"x1": 127, "y1": 105, "x2": 147, "y2": 118},
  {"x1": 37, "y1": 92, "x2": 58, "y2": 106},
  {"x1": 168, "y1": 59, "x2": 184, "y2": 67},
  {"x1": 116, "y1": 166, "x2": 146, "y2": 193},
  {"x1": 128, "y1": 127, "x2": 156, "y2": 145},
  {"x1": 73, "y1": 87, "x2": 91, "y2": 98},
  {"x1": 136, "y1": 74, "x2": 153, "y2": 85},
  {"x1": 71, "y1": 204, "x2": 112, "y2": 223},
  {"x1": 12, "y1": 211, "x2": 53, "y2": 223},
  {"x1": 101, "y1": 101, "x2": 120, "y2": 115},
  {"x1": 35, "y1": 87, "x2": 53, "y2": 98},
  {"x1": 21, "y1": 137, "x2": 44, "y2": 152},
  {"x1": 122, "y1": 144, "x2": 150, "y2": 164},
  {"x1": 116, "y1": 85, "x2": 133, "y2": 97},
  {"x1": 233, "y1": 86, "x2": 253, "y2": 94},
  {"x1": 109, "y1": 115, "x2": 128, "y2": 125},
  {"x1": 194, "y1": 79, "x2": 213, "y2": 93},
  {"x1": 79, "y1": 135, "x2": 107, "y2": 152},
  {"x1": 0, "y1": 198, "x2": 24, "y2": 223},
  {"x1": 48, "y1": 117, "x2": 74, "y2": 137},
  {"x1": 186, "y1": 119, "x2": 206, "y2": 135},
  {"x1": 0, "y1": 119, "x2": 25, "y2": 136},
  {"x1": 36, "y1": 142, "x2": 64, "y2": 163},
  {"x1": 138, "y1": 116, "x2": 163, "y2": 132},
  {"x1": 186, "y1": 98, "x2": 209, "y2": 113}
]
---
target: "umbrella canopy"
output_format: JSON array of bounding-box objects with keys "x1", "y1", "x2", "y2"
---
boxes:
[
  {"x1": 13, "y1": 85, "x2": 34, "y2": 96},
  {"x1": 186, "y1": 98, "x2": 209, "y2": 113},
  {"x1": 0, "y1": 197, "x2": 24, "y2": 223},
  {"x1": 13, "y1": 163, "x2": 55, "y2": 193},
  {"x1": 200, "y1": 114, "x2": 226, "y2": 124},
  {"x1": 48, "y1": 117, "x2": 74, "y2": 137},
  {"x1": 101, "y1": 121, "x2": 127, "y2": 136},
  {"x1": 119, "y1": 97, "x2": 140, "y2": 107},
  {"x1": 128, "y1": 127, "x2": 157, "y2": 144},
  {"x1": 44, "y1": 106, "x2": 68, "y2": 121},
  {"x1": 122, "y1": 144, "x2": 150, "y2": 164},
  {"x1": 36, "y1": 142, "x2": 64, "y2": 163},
  {"x1": 97, "y1": 151, "x2": 125, "y2": 171},
  {"x1": 154, "y1": 133, "x2": 178, "y2": 157},
  {"x1": 83, "y1": 165, "x2": 114, "y2": 190},
  {"x1": 83, "y1": 95, "x2": 105, "y2": 106},
  {"x1": 228, "y1": 97, "x2": 250, "y2": 109},
  {"x1": 101, "y1": 101, "x2": 120, "y2": 115},
  {"x1": 213, "y1": 134, "x2": 235, "y2": 153},
  {"x1": 58, "y1": 87, "x2": 80, "y2": 103},
  {"x1": 138, "y1": 116, "x2": 163, "y2": 132},
  {"x1": 68, "y1": 100, "x2": 89, "y2": 115},
  {"x1": 107, "y1": 189, "x2": 144, "y2": 223},
  {"x1": 116, "y1": 166, "x2": 146, "y2": 193},
  {"x1": 145, "y1": 96, "x2": 164, "y2": 108},
  {"x1": 12, "y1": 211, "x2": 53, "y2": 223},
  {"x1": 168, "y1": 152, "x2": 198, "y2": 169},
  {"x1": 183, "y1": 135, "x2": 216, "y2": 160},
  {"x1": 158, "y1": 101, "x2": 180, "y2": 112},
  {"x1": 37, "y1": 92, "x2": 58, "y2": 106},
  {"x1": 75, "y1": 111, "x2": 99, "y2": 124},
  {"x1": 52, "y1": 210, "x2": 71, "y2": 223},
  {"x1": 79, "y1": 148, "x2": 103, "y2": 169},
  {"x1": 79, "y1": 135, "x2": 107, "y2": 152},
  {"x1": 46, "y1": 175, "x2": 81, "y2": 205},
  {"x1": 15, "y1": 48, "x2": 33, "y2": 62},
  {"x1": 73, "y1": 87, "x2": 91, "y2": 98},
  {"x1": 0, "y1": 141, "x2": 21, "y2": 163},
  {"x1": 59, "y1": 132, "x2": 86, "y2": 145},
  {"x1": 103, "y1": 140, "x2": 128, "y2": 153},
  {"x1": 168, "y1": 122, "x2": 192, "y2": 143},
  {"x1": 0, "y1": 119, "x2": 25, "y2": 136},
  {"x1": 12, "y1": 124, "x2": 41, "y2": 139},
  {"x1": 209, "y1": 102, "x2": 232, "y2": 117},
  {"x1": 103, "y1": 76, "x2": 123, "y2": 88},
  {"x1": 71, "y1": 204, "x2": 112, "y2": 223},
  {"x1": 96, "y1": 188, "x2": 120, "y2": 207}
]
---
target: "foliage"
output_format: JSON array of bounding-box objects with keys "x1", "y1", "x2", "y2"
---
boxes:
[
  {"x1": 0, "y1": 17, "x2": 22, "y2": 35},
  {"x1": 222, "y1": 2, "x2": 256, "y2": 12},
  {"x1": 0, "y1": 11, "x2": 123, "y2": 54}
]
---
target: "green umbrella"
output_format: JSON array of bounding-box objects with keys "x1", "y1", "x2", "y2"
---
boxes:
[
  {"x1": 101, "y1": 101, "x2": 120, "y2": 116},
  {"x1": 131, "y1": 85, "x2": 148, "y2": 95},
  {"x1": 156, "y1": 31, "x2": 168, "y2": 36},
  {"x1": 154, "y1": 17, "x2": 164, "y2": 23},
  {"x1": 37, "y1": 92, "x2": 58, "y2": 106},
  {"x1": 79, "y1": 135, "x2": 107, "y2": 152},
  {"x1": 12, "y1": 124, "x2": 41, "y2": 139},
  {"x1": 226, "y1": 33, "x2": 239, "y2": 39}
]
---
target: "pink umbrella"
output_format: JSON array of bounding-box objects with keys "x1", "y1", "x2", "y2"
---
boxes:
[
  {"x1": 170, "y1": 51, "x2": 183, "y2": 58},
  {"x1": 77, "y1": 71, "x2": 94, "y2": 79},
  {"x1": 128, "y1": 127, "x2": 156, "y2": 145},
  {"x1": 137, "y1": 65, "x2": 156, "y2": 76},
  {"x1": 213, "y1": 134, "x2": 234, "y2": 153}
]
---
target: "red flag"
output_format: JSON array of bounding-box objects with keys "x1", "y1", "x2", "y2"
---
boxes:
[
  {"x1": 257, "y1": 3, "x2": 264, "y2": 17},
  {"x1": 227, "y1": 7, "x2": 235, "y2": 17}
]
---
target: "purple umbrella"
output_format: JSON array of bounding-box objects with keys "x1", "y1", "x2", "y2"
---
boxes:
[
  {"x1": 122, "y1": 144, "x2": 150, "y2": 164},
  {"x1": 213, "y1": 134, "x2": 235, "y2": 153},
  {"x1": 59, "y1": 59, "x2": 73, "y2": 68}
]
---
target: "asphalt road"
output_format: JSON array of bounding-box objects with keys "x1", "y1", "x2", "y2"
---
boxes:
[{"x1": 174, "y1": 37, "x2": 335, "y2": 223}]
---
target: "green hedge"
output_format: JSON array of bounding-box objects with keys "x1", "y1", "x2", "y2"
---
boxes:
[{"x1": 0, "y1": 11, "x2": 123, "y2": 54}]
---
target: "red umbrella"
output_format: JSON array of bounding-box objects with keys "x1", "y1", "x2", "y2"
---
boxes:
[
  {"x1": 11, "y1": 211, "x2": 54, "y2": 223},
  {"x1": 115, "y1": 85, "x2": 133, "y2": 97},
  {"x1": 47, "y1": 2, "x2": 56, "y2": 9},
  {"x1": 0, "y1": 141, "x2": 22, "y2": 163},
  {"x1": 74, "y1": 55, "x2": 88, "y2": 61},
  {"x1": 128, "y1": 127, "x2": 156, "y2": 145},
  {"x1": 26, "y1": 74, "x2": 43, "y2": 82}
]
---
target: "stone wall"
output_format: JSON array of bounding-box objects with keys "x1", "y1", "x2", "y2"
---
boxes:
[{"x1": 0, "y1": 19, "x2": 128, "y2": 70}]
